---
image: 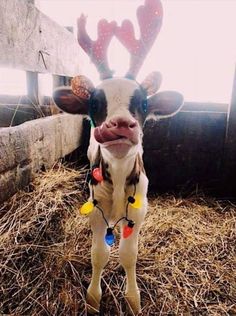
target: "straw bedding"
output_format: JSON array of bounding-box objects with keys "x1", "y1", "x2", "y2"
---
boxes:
[{"x1": 0, "y1": 164, "x2": 235, "y2": 315}]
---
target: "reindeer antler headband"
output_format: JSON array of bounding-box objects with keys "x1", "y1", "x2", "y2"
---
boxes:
[{"x1": 77, "y1": 0, "x2": 163, "y2": 80}]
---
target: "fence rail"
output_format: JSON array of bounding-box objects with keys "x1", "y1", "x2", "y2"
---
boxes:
[
  {"x1": 0, "y1": 0, "x2": 84, "y2": 203},
  {"x1": 0, "y1": 0, "x2": 80, "y2": 76}
]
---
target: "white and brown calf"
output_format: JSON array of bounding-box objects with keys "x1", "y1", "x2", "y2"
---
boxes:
[{"x1": 53, "y1": 73, "x2": 183, "y2": 314}]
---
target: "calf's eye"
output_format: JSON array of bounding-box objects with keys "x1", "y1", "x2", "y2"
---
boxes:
[{"x1": 142, "y1": 100, "x2": 148, "y2": 113}]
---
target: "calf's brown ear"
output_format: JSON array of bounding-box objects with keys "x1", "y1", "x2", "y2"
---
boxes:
[
  {"x1": 53, "y1": 75, "x2": 95, "y2": 115},
  {"x1": 146, "y1": 90, "x2": 184, "y2": 119},
  {"x1": 53, "y1": 87, "x2": 89, "y2": 114}
]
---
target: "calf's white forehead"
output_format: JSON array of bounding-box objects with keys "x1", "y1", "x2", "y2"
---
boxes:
[{"x1": 96, "y1": 78, "x2": 140, "y2": 117}]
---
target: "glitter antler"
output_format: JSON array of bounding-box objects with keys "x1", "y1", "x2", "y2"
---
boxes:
[
  {"x1": 116, "y1": 0, "x2": 163, "y2": 79},
  {"x1": 77, "y1": 14, "x2": 117, "y2": 80}
]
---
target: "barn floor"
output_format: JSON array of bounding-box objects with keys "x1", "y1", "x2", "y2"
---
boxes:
[{"x1": 0, "y1": 164, "x2": 235, "y2": 316}]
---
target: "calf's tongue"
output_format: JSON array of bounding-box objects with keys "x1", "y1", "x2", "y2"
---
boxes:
[{"x1": 94, "y1": 126, "x2": 123, "y2": 144}]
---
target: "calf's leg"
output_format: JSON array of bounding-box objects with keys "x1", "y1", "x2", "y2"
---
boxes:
[
  {"x1": 119, "y1": 223, "x2": 142, "y2": 315},
  {"x1": 87, "y1": 221, "x2": 110, "y2": 313}
]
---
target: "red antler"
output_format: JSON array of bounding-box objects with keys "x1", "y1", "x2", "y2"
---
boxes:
[
  {"x1": 116, "y1": 0, "x2": 163, "y2": 79},
  {"x1": 77, "y1": 15, "x2": 116, "y2": 80}
]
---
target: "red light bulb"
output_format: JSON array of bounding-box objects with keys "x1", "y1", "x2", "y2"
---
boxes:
[
  {"x1": 123, "y1": 221, "x2": 135, "y2": 239},
  {"x1": 92, "y1": 167, "x2": 103, "y2": 182}
]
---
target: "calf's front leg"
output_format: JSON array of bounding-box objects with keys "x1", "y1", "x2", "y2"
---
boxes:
[
  {"x1": 87, "y1": 219, "x2": 110, "y2": 313},
  {"x1": 119, "y1": 222, "x2": 143, "y2": 315}
]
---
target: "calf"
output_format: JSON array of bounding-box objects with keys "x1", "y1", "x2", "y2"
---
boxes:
[{"x1": 53, "y1": 0, "x2": 183, "y2": 314}]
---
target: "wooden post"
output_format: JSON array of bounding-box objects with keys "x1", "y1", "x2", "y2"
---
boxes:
[
  {"x1": 222, "y1": 65, "x2": 236, "y2": 195},
  {"x1": 26, "y1": 71, "x2": 43, "y2": 105}
]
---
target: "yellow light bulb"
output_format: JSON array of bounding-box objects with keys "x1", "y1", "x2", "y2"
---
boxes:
[
  {"x1": 80, "y1": 201, "x2": 94, "y2": 215},
  {"x1": 131, "y1": 194, "x2": 142, "y2": 209}
]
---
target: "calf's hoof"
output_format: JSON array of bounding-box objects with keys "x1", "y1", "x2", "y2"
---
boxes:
[
  {"x1": 86, "y1": 288, "x2": 101, "y2": 314},
  {"x1": 125, "y1": 291, "x2": 141, "y2": 315}
]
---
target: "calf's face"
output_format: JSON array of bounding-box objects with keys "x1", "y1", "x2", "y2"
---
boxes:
[
  {"x1": 91, "y1": 78, "x2": 146, "y2": 158},
  {"x1": 53, "y1": 73, "x2": 184, "y2": 159}
]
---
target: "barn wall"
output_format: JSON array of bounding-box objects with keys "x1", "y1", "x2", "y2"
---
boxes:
[{"x1": 144, "y1": 110, "x2": 227, "y2": 192}]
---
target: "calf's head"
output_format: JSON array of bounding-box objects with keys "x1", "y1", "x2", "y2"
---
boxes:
[{"x1": 53, "y1": 74, "x2": 183, "y2": 159}]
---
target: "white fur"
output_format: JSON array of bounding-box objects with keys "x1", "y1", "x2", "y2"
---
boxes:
[
  {"x1": 86, "y1": 78, "x2": 148, "y2": 315},
  {"x1": 97, "y1": 78, "x2": 139, "y2": 119}
]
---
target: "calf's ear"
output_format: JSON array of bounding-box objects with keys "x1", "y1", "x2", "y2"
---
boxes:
[
  {"x1": 146, "y1": 90, "x2": 184, "y2": 119},
  {"x1": 53, "y1": 75, "x2": 95, "y2": 115},
  {"x1": 141, "y1": 71, "x2": 162, "y2": 96},
  {"x1": 53, "y1": 86, "x2": 89, "y2": 115}
]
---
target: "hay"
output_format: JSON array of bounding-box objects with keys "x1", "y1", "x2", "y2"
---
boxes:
[{"x1": 0, "y1": 164, "x2": 235, "y2": 315}]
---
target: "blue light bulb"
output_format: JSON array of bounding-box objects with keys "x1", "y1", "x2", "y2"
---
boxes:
[{"x1": 105, "y1": 228, "x2": 115, "y2": 246}]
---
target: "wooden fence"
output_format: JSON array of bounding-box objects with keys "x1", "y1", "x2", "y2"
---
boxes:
[
  {"x1": 0, "y1": 0, "x2": 84, "y2": 202},
  {"x1": 0, "y1": 0, "x2": 236, "y2": 203}
]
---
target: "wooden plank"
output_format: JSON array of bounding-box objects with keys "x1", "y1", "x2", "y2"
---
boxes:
[
  {"x1": 0, "y1": 94, "x2": 61, "y2": 125},
  {"x1": 0, "y1": 114, "x2": 83, "y2": 203},
  {"x1": 0, "y1": 104, "x2": 52, "y2": 127},
  {"x1": 143, "y1": 111, "x2": 227, "y2": 192},
  {"x1": 222, "y1": 66, "x2": 236, "y2": 195},
  {"x1": 182, "y1": 102, "x2": 228, "y2": 113},
  {"x1": 0, "y1": 0, "x2": 81, "y2": 76},
  {"x1": 0, "y1": 94, "x2": 52, "y2": 105}
]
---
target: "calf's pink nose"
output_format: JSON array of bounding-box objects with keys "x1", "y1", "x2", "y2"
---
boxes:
[{"x1": 105, "y1": 117, "x2": 137, "y2": 129}]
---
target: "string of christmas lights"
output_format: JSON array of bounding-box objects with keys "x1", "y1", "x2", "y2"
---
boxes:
[{"x1": 80, "y1": 165, "x2": 142, "y2": 246}]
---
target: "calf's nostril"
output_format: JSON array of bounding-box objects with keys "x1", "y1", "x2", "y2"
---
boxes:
[
  {"x1": 129, "y1": 121, "x2": 137, "y2": 129},
  {"x1": 111, "y1": 121, "x2": 118, "y2": 127},
  {"x1": 106, "y1": 117, "x2": 137, "y2": 129}
]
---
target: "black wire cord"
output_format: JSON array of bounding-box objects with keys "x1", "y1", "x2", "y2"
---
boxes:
[{"x1": 91, "y1": 184, "x2": 136, "y2": 230}]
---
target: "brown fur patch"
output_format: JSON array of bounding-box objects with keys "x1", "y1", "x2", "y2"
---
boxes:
[
  {"x1": 126, "y1": 154, "x2": 145, "y2": 186},
  {"x1": 101, "y1": 159, "x2": 112, "y2": 184}
]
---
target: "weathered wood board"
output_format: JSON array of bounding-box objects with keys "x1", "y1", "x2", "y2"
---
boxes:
[
  {"x1": 0, "y1": 0, "x2": 81, "y2": 76},
  {"x1": 0, "y1": 104, "x2": 53, "y2": 127},
  {"x1": 183, "y1": 102, "x2": 227, "y2": 113},
  {"x1": 143, "y1": 111, "x2": 227, "y2": 192},
  {"x1": 0, "y1": 114, "x2": 83, "y2": 203},
  {"x1": 0, "y1": 95, "x2": 52, "y2": 105}
]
